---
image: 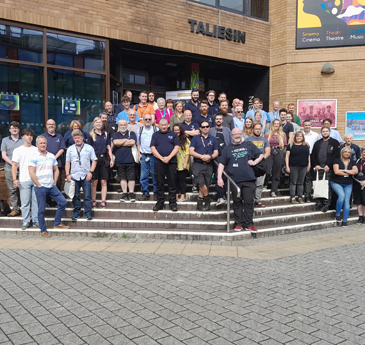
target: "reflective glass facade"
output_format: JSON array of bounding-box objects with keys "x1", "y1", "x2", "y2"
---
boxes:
[{"x1": 0, "y1": 22, "x2": 107, "y2": 141}]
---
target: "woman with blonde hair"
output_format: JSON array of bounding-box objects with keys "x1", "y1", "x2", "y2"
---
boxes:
[
  {"x1": 88, "y1": 118, "x2": 113, "y2": 208},
  {"x1": 64, "y1": 120, "x2": 90, "y2": 148},
  {"x1": 170, "y1": 101, "x2": 185, "y2": 130},
  {"x1": 265, "y1": 119, "x2": 287, "y2": 197},
  {"x1": 331, "y1": 146, "x2": 358, "y2": 227},
  {"x1": 285, "y1": 131, "x2": 310, "y2": 204},
  {"x1": 243, "y1": 116, "x2": 254, "y2": 139}
]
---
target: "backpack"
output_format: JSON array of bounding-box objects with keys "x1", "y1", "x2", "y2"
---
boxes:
[
  {"x1": 139, "y1": 126, "x2": 157, "y2": 144},
  {"x1": 0, "y1": 200, "x2": 11, "y2": 216}
]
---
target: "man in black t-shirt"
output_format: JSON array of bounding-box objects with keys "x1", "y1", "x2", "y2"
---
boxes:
[
  {"x1": 218, "y1": 128, "x2": 263, "y2": 233},
  {"x1": 151, "y1": 118, "x2": 180, "y2": 212},
  {"x1": 209, "y1": 114, "x2": 232, "y2": 206},
  {"x1": 279, "y1": 108, "x2": 294, "y2": 144}
]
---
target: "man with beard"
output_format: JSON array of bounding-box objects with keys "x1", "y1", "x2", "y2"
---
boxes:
[
  {"x1": 217, "y1": 92, "x2": 233, "y2": 114},
  {"x1": 197, "y1": 100, "x2": 215, "y2": 127},
  {"x1": 311, "y1": 126, "x2": 340, "y2": 212},
  {"x1": 42, "y1": 119, "x2": 66, "y2": 191},
  {"x1": 100, "y1": 112, "x2": 116, "y2": 137},
  {"x1": 104, "y1": 101, "x2": 117, "y2": 129},
  {"x1": 148, "y1": 91, "x2": 158, "y2": 111},
  {"x1": 185, "y1": 88, "x2": 201, "y2": 123},
  {"x1": 206, "y1": 90, "x2": 219, "y2": 116},
  {"x1": 246, "y1": 123, "x2": 271, "y2": 207},
  {"x1": 209, "y1": 114, "x2": 232, "y2": 206},
  {"x1": 189, "y1": 121, "x2": 219, "y2": 211},
  {"x1": 279, "y1": 108, "x2": 294, "y2": 144},
  {"x1": 219, "y1": 100, "x2": 234, "y2": 130},
  {"x1": 151, "y1": 118, "x2": 180, "y2": 212},
  {"x1": 218, "y1": 128, "x2": 263, "y2": 232},
  {"x1": 317, "y1": 118, "x2": 343, "y2": 143}
]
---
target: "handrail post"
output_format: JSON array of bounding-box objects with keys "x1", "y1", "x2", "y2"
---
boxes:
[{"x1": 227, "y1": 180, "x2": 230, "y2": 233}]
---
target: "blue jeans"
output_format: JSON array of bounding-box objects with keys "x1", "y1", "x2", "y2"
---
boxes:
[
  {"x1": 140, "y1": 154, "x2": 157, "y2": 196},
  {"x1": 72, "y1": 178, "x2": 92, "y2": 214},
  {"x1": 330, "y1": 182, "x2": 353, "y2": 221},
  {"x1": 34, "y1": 185, "x2": 67, "y2": 233},
  {"x1": 19, "y1": 180, "x2": 38, "y2": 224}
]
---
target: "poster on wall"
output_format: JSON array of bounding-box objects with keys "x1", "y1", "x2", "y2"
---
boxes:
[
  {"x1": 165, "y1": 90, "x2": 192, "y2": 106},
  {"x1": 62, "y1": 99, "x2": 80, "y2": 115},
  {"x1": 0, "y1": 94, "x2": 20, "y2": 111},
  {"x1": 346, "y1": 111, "x2": 365, "y2": 140},
  {"x1": 297, "y1": 99, "x2": 337, "y2": 128},
  {"x1": 112, "y1": 91, "x2": 118, "y2": 105},
  {"x1": 297, "y1": 0, "x2": 365, "y2": 49}
]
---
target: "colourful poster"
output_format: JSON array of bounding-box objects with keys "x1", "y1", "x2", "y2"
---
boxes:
[
  {"x1": 297, "y1": 99, "x2": 337, "y2": 128},
  {"x1": 297, "y1": 0, "x2": 365, "y2": 48},
  {"x1": 346, "y1": 111, "x2": 365, "y2": 140},
  {"x1": 62, "y1": 99, "x2": 80, "y2": 115},
  {"x1": 0, "y1": 94, "x2": 20, "y2": 111},
  {"x1": 113, "y1": 91, "x2": 118, "y2": 105}
]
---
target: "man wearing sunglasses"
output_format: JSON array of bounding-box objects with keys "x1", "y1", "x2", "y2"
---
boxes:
[
  {"x1": 189, "y1": 121, "x2": 219, "y2": 211},
  {"x1": 233, "y1": 106, "x2": 245, "y2": 130}
]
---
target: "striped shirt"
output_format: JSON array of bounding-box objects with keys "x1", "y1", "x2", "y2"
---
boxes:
[{"x1": 29, "y1": 151, "x2": 57, "y2": 187}]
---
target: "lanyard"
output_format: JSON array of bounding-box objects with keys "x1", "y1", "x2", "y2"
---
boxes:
[
  {"x1": 200, "y1": 136, "x2": 209, "y2": 154},
  {"x1": 76, "y1": 144, "x2": 84, "y2": 165},
  {"x1": 361, "y1": 160, "x2": 365, "y2": 172},
  {"x1": 161, "y1": 109, "x2": 166, "y2": 118}
]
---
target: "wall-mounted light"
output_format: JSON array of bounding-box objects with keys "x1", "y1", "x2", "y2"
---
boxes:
[{"x1": 321, "y1": 62, "x2": 335, "y2": 74}]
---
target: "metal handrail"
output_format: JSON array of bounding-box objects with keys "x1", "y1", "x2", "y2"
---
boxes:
[{"x1": 214, "y1": 160, "x2": 241, "y2": 232}]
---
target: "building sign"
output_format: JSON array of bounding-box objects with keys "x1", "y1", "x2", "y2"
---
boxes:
[
  {"x1": 346, "y1": 111, "x2": 365, "y2": 141},
  {"x1": 0, "y1": 94, "x2": 20, "y2": 111},
  {"x1": 62, "y1": 99, "x2": 80, "y2": 115},
  {"x1": 188, "y1": 19, "x2": 245, "y2": 43},
  {"x1": 296, "y1": 0, "x2": 365, "y2": 49},
  {"x1": 297, "y1": 99, "x2": 337, "y2": 129}
]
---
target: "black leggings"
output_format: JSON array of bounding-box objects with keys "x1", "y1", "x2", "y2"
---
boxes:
[
  {"x1": 266, "y1": 147, "x2": 284, "y2": 193},
  {"x1": 176, "y1": 170, "x2": 189, "y2": 195}
]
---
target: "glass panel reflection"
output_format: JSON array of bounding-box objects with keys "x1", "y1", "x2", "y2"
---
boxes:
[
  {"x1": 47, "y1": 68, "x2": 105, "y2": 135},
  {"x1": 219, "y1": 0, "x2": 243, "y2": 12},
  {"x1": 0, "y1": 25, "x2": 43, "y2": 63},
  {"x1": 47, "y1": 33, "x2": 105, "y2": 71},
  {"x1": 0, "y1": 63, "x2": 44, "y2": 139}
]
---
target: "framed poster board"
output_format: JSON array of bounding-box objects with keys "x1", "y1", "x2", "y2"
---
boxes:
[
  {"x1": 346, "y1": 111, "x2": 365, "y2": 140},
  {"x1": 297, "y1": 99, "x2": 337, "y2": 128}
]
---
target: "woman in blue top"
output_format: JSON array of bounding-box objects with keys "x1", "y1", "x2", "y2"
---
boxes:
[
  {"x1": 64, "y1": 120, "x2": 91, "y2": 148},
  {"x1": 331, "y1": 146, "x2": 358, "y2": 227}
]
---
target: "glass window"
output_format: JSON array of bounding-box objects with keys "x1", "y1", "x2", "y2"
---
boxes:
[
  {"x1": 0, "y1": 63, "x2": 44, "y2": 139},
  {"x1": 251, "y1": 0, "x2": 268, "y2": 20},
  {"x1": 47, "y1": 68, "x2": 105, "y2": 134},
  {"x1": 194, "y1": 0, "x2": 216, "y2": 5},
  {"x1": 46, "y1": 33, "x2": 105, "y2": 72},
  {"x1": 0, "y1": 25, "x2": 43, "y2": 63},
  {"x1": 219, "y1": 0, "x2": 243, "y2": 12}
]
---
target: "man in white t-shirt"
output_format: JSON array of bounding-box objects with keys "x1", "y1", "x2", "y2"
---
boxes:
[
  {"x1": 12, "y1": 129, "x2": 39, "y2": 230},
  {"x1": 29, "y1": 135, "x2": 69, "y2": 238}
]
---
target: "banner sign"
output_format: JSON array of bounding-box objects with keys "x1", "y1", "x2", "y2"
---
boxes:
[
  {"x1": 0, "y1": 94, "x2": 20, "y2": 111},
  {"x1": 62, "y1": 99, "x2": 80, "y2": 115},
  {"x1": 297, "y1": 0, "x2": 365, "y2": 49},
  {"x1": 297, "y1": 99, "x2": 337, "y2": 128},
  {"x1": 165, "y1": 90, "x2": 192, "y2": 107},
  {"x1": 346, "y1": 111, "x2": 365, "y2": 140}
]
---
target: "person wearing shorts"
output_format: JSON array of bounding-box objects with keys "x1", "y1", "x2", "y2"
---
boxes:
[
  {"x1": 113, "y1": 119, "x2": 137, "y2": 202},
  {"x1": 189, "y1": 121, "x2": 219, "y2": 211}
]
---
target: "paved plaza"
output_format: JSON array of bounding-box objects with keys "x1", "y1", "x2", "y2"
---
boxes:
[{"x1": 1, "y1": 226, "x2": 365, "y2": 344}]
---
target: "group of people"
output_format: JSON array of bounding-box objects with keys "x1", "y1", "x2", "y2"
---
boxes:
[{"x1": 2, "y1": 88, "x2": 365, "y2": 235}]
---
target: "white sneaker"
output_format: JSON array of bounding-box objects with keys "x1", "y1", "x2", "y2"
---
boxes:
[{"x1": 216, "y1": 198, "x2": 227, "y2": 206}]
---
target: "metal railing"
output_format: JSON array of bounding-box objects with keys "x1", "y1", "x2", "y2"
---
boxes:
[{"x1": 214, "y1": 160, "x2": 241, "y2": 232}]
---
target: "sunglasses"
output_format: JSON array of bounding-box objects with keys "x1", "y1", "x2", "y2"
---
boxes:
[
  {"x1": 200, "y1": 126, "x2": 210, "y2": 129},
  {"x1": 236, "y1": 111, "x2": 243, "y2": 113}
]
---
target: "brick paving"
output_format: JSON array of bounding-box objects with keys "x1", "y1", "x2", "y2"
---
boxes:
[{"x1": 0, "y1": 226, "x2": 365, "y2": 344}]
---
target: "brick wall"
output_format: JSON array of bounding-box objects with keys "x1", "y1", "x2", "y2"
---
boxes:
[
  {"x1": 270, "y1": 0, "x2": 365, "y2": 144},
  {"x1": 0, "y1": 0, "x2": 270, "y2": 67}
]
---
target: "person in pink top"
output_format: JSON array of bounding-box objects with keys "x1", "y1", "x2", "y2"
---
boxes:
[{"x1": 155, "y1": 98, "x2": 173, "y2": 128}]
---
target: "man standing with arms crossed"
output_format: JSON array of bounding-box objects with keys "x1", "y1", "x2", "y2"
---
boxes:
[{"x1": 29, "y1": 136, "x2": 69, "y2": 238}]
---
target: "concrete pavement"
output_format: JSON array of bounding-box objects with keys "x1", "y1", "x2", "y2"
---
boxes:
[{"x1": 0, "y1": 225, "x2": 365, "y2": 344}]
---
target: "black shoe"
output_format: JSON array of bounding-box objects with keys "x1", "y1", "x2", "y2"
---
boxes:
[
  {"x1": 335, "y1": 215, "x2": 342, "y2": 223},
  {"x1": 314, "y1": 203, "x2": 322, "y2": 211},
  {"x1": 305, "y1": 195, "x2": 312, "y2": 203},
  {"x1": 203, "y1": 196, "x2": 211, "y2": 211},
  {"x1": 362, "y1": 218, "x2": 365, "y2": 225},
  {"x1": 153, "y1": 203, "x2": 164, "y2": 212},
  {"x1": 196, "y1": 198, "x2": 204, "y2": 211},
  {"x1": 321, "y1": 206, "x2": 328, "y2": 213},
  {"x1": 357, "y1": 216, "x2": 364, "y2": 224},
  {"x1": 342, "y1": 221, "x2": 348, "y2": 227},
  {"x1": 169, "y1": 205, "x2": 178, "y2": 212}
]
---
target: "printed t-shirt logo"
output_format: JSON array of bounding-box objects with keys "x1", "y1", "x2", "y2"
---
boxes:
[
  {"x1": 232, "y1": 147, "x2": 247, "y2": 160},
  {"x1": 253, "y1": 141, "x2": 264, "y2": 150},
  {"x1": 168, "y1": 136, "x2": 173, "y2": 139}
]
